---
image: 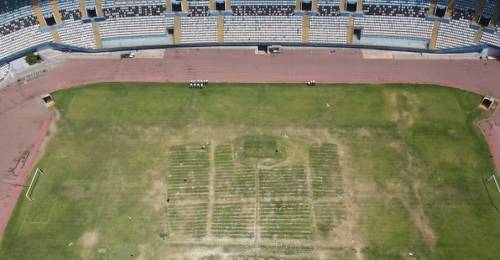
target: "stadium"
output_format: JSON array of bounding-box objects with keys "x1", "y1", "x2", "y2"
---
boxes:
[{"x1": 1, "y1": 0, "x2": 500, "y2": 259}]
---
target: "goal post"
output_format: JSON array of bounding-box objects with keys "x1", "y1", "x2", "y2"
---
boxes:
[
  {"x1": 487, "y1": 173, "x2": 500, "y2": 193},
  {"x1": 25, "y1": 168, "x2": 44, "y2": 201}
]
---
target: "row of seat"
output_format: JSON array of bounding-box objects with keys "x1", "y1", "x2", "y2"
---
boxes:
[
  {"x1": 232, "y1": 5, "x2": 296, "y2": 16},
  {"x1": 0, "y1": 63, "x2": 9, "y2": 82},
  {"x1": 100, "y1": 16, "x2": 174, "y2": 38},
  {"x1": 355, "y1": 15, "x2": 434, "y2": 40},
  {"x1": 58, "y1": 19, "x2": 96, "y2": 48},
  {"x1": 2, "y1": 1, "x2": 498, "y2": 29},
  {"x1": 181, "y1": 16, "x2": 218, "y2": 42},
  {"x1": 223, "y1": 16, "x2": 303, "y2": 42},
  {"x1": 436, "y1": 19, "x2": 476, "y2": 48},
  {"x1": 309, "y1": 16, "x2": 348, "y2": 43},
  {"x1": 363, "y1": 4, "x2": 428, "y2": 18},
  {"x1": 0, "y1": 4, "x2": 499, "y2": 60}
]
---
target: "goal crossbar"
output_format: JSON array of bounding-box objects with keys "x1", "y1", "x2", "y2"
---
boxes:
[{"x1": 25, "y1": 168, "x2": 44, "y2": 201}]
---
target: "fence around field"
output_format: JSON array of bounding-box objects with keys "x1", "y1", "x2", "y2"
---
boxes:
[{"x1": 0, "y1": 40, "x2": 497, "y2": 66}]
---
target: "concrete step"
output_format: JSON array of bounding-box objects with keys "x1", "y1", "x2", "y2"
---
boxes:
[
  {"x1": 174, "y1": 16, "x2": 182, "y2": 44},
  {"x1": 51, "y1": 27, "x2": 61, "y2": 43},
  {"x1": 79, "y1": 0, "x2": 87, "y2": 18},
  {"x1": 347, "y1": 15, "x2": 354, "y2": 44},
  {"x1": 95, "y1": 0, "x2": 103, "y2": 17},
  {"x1": 473, "y1": 27, "x2": 484, "y2": 44},
  {"x1": 217, "y1": 15, "x2": 224, "y2": 43},
  {"x1": 165, "y1": 0, "x2": 172, "y2": 13},
  {"x1": 32, "y1": 0, "x2": 47, "y2": 28},
  {"x1": 429, "y1": 19, "x2": 441, "y2": 49},
  {"x1": 473, "y1": 0, "x2": 486, "y2": 23},
  {"x1": 489, "y1": 3, "x2": 500, "y2": 27},
  {"x1": 210, "y1": 0, "x2": 215, "y2": 11},
  {"x1": 445, "y1": 0, "x2": 455, "y2": 18},
  {"x1": 303, "y1": 15, "x2": 310, "y2": 43},
  {"x1": 92, "y1": 22, "x2": 102, "y2": 48},
  {"x1": 50, "y1": 0, "x2": 62, "y2": 24}
]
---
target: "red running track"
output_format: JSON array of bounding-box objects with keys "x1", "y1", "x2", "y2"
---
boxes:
[{"x1": 1, "y1": 48, "x2": 500, "y2": 239}]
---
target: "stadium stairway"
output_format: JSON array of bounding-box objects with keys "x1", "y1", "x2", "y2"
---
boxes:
[
  {"x1": 296, "y1": 0, "x2": 301, "y2": 11},
  {"x1": 312, "y1": 0, "x2": 318, "y2": 12},
  {"x1": 79, "y1": 0, "x2": 87, "y2": 18},
  {"x1": 51, "y1": 27, "x2": 61, "y2": 43},
  {"x1": 357, "y1": 0, "x2": 363, "y2": 12},
  {"x1": 95, "y1": 0, "x2": 104, "y2": 17},
  {"x1": 303, "y1": 15, "x2": 310, "y2": 43},
  {"x1": 428, "y1": 0, "x2": 437, "y2": 16},
  {"x1": 429, "y1": 19, "x2": 441, "y2": 49},
  {"x1": 217, "y1": 15, "x2": 224, "y2": 42},
  {"x1": 210, "y1": 0, "x2": 215, "y2": 11},
  {"x1": 490, "y1": 3, "x2": 500, "y2": 28},
  {"x1": 347, "y1": 15, "x2": 354, "y2": 44},
  {"x1": 226, "y1": 0, "x2": 232, "y2": 10},
  {"x1": 174, "y1": 16, "x2": 182, "y2": 44},
  {"x1": 340, "y1": 0, "x2": 346, "y2": 12},
  {"x1": 50, "y1": 0, "x2": 62, "y2": 24},
  {"x1": 92, "y1": 22, "x2": 103, "y2": 48},
  {"x1": 182, "y1": 0, "x2": 188, "y2": 13},
  {"x1": 165, "y1": 0, "x2": 172, "y2": 13},
  {"x1": 474, "y1": 27, "x2": 484, "y2": 44},
  {"x1": 32, "y1": 0, "x2": 47, "y2": 28},
  {"x1": 445, "y1": 0, "x2": 455, "y2": 19},
  {"x1": 472, "y1": 0, "x2": 487, "y2": 23}
]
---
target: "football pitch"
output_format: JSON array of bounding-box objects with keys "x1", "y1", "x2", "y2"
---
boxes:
[{"x1": 1, "y1": 83, "x2": 499, "y2": 259}]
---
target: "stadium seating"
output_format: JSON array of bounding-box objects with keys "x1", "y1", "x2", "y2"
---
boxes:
[
  {"x1": 355, "y1": 15, "x2": 434, "y2": 40},
  {"x1": 481, "y1": 31, "x2": 500, "y2": 46},
  {"x1": 58, "y1": 19, "x2": 96, "y2": 48},
  {"x1": 362, "y1": 0, "x2": 429, "y2": 8},
  {"x1": 454, "y1": 0, "x2": 477, "y2": 12},
  {"x1": 309, "y1": 16, "x2": 348, "y2": 43},
  {"x1": 436, "y1": 19, "x2": 476, "y2": 48},
  {"x1": 103, "y1": 5, "x2": 165, "y2": 18},
  {"x1": 318, "y1": 5, "x2": 341, "y2": 16},
  {"x1": 232, "y1": 5, "x2": 295, "y2": 16},
  {"x1": 0, "y1": 25, "x2": 52, "y2": 58},
  {"x1": 99, "y1": 16, "x2": 172, "y2": 39},
  {"x1": 483, "y1": 0, "x2": 497, "y2": 17},
  {"x1": 101, "y1": 0, "x2": 166, "y2": 8},
  {"x1": 363, "y1": 3, "x2": 428, "y2": 17},
  {"x1": 0, "y1": 63, "x2": 9, "y2": 82},
  {"x1": 224, "y1": 16, "x2": 302, "y2": 42},
  {"x1": 181, "y1": 16, "x2": 217, "y2": 42},
  {"x1": 318, "y1": 0, "x2": 341, "y2": 5},
  {"x1": 0, "y1": 0, "x2": 499, "y2": 62}
]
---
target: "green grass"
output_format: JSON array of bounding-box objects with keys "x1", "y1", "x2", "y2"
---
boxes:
[
  {"x1": 1, "y1": 83, "x2": 499, "y2": 260},
  {"x1": 242, "y1": 135, "x2": 285, "y2": 159}
]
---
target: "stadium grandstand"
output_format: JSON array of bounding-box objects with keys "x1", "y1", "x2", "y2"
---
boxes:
[{"x1": 0, "y1": 0, "x2": 498, "y2": 69}]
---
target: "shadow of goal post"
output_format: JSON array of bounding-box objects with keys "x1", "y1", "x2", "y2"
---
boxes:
[{"x1": 25, "y1": 168, "x2": 44, "y2": 201}]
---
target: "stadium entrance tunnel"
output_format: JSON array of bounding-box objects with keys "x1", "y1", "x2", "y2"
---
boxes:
[
  {"x1": 302, "y1": 0, "x2": 312, "y2": 11},
  {"x1": 353, "y1": 28, "x2": 362, "y2": 41},
  {"x1": 435, "y1": 5, "x2": 446, "y2": 18},
  {"x1": 86, "y1": 8, "x2": 97, "y2": 18},
  {"x1": 44, "y1": 16, "x2": 56, "y2": 26},
  {"x1": 479, "y1": 16, "x2": 491, "y2": 27},
  {"x1": 346, "y1": 0, "x2": 357, "y2": 12},
  {"x1": 216, "y1": 0, "x2": 226, "y2": 11},
  {"x1": 172, "y1": 1, "x2": 182, "y2": 12}
]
